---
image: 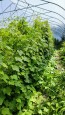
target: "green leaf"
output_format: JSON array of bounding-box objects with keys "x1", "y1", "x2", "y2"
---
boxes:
[
  {"x1": 44, "y1": 107, "x2": 49, "y2": 112},
  {"x1": 25, "y1": 76, "x2": 30, "y2": 83},
  {"x1": 2, "y1": 63, "x2": 8, "y2": 68},
  {"x1": 9, "y1": 80, "x2": 14, "y2": 85},
  {"x1": 11, "y1": 65, "x2": 19, "y2": 72},
  {"x1": 15, "y1": 57, "x2": 22, "y2": 62},
  {"x1": 1, "y1": 107, "x2": 12, "y2": 115},
  {"x1": 17, "y1": 50, "x2": 23, "y2": 56},
  {"x1": 1, "y1": 74, "x2": 9, "y2": 82},
  {"x1": 3, "y1": 87, "x2": 11, "y2": 96},
  {"x1": 38, "y1": 110, "x2": 42, "y2": 114},
  {"x1": 9, "y1": 100, "x2": 16, "y2": 110},
  {"x1": 15, "y1": 81, "x2": 21, "y2": 87},
  {"x1": 0, "y1": 95, "x2": 5, "y2": 105},
  {"x1": 6, "y1": 46, "x2": 12, "y2": 50},
  {"x1": 11, "y1": 75, "x2": 18, "y2": 80},
  {"x1": 16, "y1": 98, "x2": 21, "y2": 103},
  {"x1": 23, "y1": 57, "x2": 29, "y2": 62}
]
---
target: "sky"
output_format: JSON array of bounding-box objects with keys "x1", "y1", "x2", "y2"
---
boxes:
[{"x1": 0, "y1": 0, "x2": 65, "y2": 40}]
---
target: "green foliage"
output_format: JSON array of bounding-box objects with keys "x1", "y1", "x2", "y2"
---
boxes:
[
  {"x1": 54, "y1": 38, "x2": 61, "y2": 49},
  {"x1": 60, "y1": 42, "x2": 65, "y2": 66},
  {"x1": 0, "y1": 17, "x2": 55, "y2": 114}
]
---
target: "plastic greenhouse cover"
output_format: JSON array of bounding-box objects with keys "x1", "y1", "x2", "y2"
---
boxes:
[
  {"x1": 10, "y1": 0, "x2": 65, "y2": 40},
  {"x1": 0, "y1": 0, "x2": 65, "y2": 39}
]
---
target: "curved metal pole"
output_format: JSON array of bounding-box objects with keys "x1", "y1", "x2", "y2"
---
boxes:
[
  {"x1": 36, "y1": 6, "x2": 65, "y2": 20},
  {"x1": 10, "y1": 0, "x2": 65, "y2": 21},
  {"x1": 41, "y1": 0, "x2": 65, "y2": 11}
]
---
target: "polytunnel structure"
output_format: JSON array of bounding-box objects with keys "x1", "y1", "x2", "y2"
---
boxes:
[
  {"x1": 1, "y1": 1, "x2": 65, "y2": 115},
  {"x1": 0, "y1": 0, "x2": 65, "y2": 40}
]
